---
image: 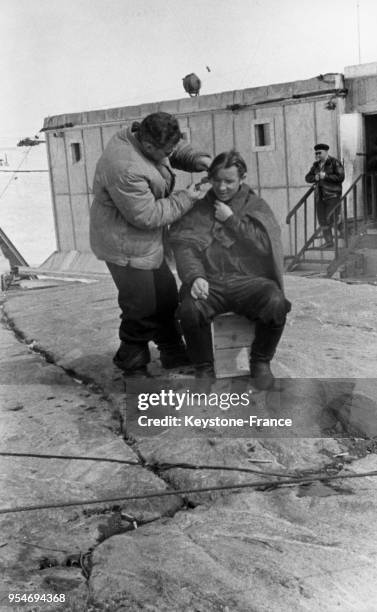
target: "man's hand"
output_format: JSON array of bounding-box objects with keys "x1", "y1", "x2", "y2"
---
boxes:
[
  {"x1": 191, "y1": 277, "x2": 209, "y2": 300},
  {"x1": 186, "y1": 182, "x2": 206, "y2": 202},
  {"x1": 319, "y1": 171, "x2": 326, "y2": 179},
  {"x1": 214, "y1": 200, "x2": 233, "y2": 222}
]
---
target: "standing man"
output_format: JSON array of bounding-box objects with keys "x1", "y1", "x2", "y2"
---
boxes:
[
  {"x1": 305, "y1": 144, "x2": 344, "y2": 247},
  {"x1": 90, "y1": 112, "x2": 211, "y2": 376}
]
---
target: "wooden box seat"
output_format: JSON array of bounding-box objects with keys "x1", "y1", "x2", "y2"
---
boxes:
[{"x1": 211, "y1": 313, "x2": 255, "y2": 378}]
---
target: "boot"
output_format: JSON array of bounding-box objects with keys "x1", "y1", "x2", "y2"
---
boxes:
[
  {"x1": 321, "y1": 227, "x2": 334, "y2": 248},
  {"x1": 159, "y1": 342, "x2": 191, "y2": 369},
  {"x1": 249, "y1": 361, "x2": 274, "y2": 390},
  {"x1": 113, "y1": 342, "x2": 150, "y2": 374},
  {"x1": 251, "y1": 321, "x2": 285, "y2": 363},
  {"x1": 249, "y1": 321, "x2": 285, "y2": 389}
]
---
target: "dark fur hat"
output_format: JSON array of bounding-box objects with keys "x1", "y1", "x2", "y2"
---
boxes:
[{"x1": 314, "y1": 143, "x2": 329, "y2": 151}]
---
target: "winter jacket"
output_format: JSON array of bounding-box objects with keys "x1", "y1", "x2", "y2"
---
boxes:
[
  {"x1": 305, "y1": 155, "x2": 345, "y2": 202},
  {"x1": 90, "y1": 127, "x2": 208, "y2": 269},
  {"x1": 169, "y1": 184, "x2": 285, "y2": 291}
]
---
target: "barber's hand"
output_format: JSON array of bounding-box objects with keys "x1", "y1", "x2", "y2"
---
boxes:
[
  {"x1": 214, "y1": 200, "x2": 233, "y2": 222},
  {"x1": 196, "y1": 156, "x2": 212, "y2": 171},
  {"x1": 319, "y1": 171, "x2": 326, "y2": 179},
  {"x1": 186, "y1": 183, "x2": 211, "y2": 202},
  {"x1": 191, "y1": 277, "x2": 209, "y2": 300}
]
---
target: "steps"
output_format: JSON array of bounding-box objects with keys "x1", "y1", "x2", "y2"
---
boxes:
[{"x1": 286, "y1": 225, "x2": 377, "y2": 281}]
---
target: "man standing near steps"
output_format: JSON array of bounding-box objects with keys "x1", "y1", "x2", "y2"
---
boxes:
[{"x1": 305, "y1": 143, "x2": 345, "y2": 248}]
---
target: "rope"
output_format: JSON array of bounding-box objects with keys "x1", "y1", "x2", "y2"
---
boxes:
[
  {"x1": 1, "y1": 470, "x2": 376, "y2": 515},
  {"x1": 0, "y1": 169, "x2": 48, "y2": 173},
  {"x1": 0, "y1": 452, "x2": 305, "y2": 478},
  {"x1": 0, "y1": 452, "x2": 139, "y2": 466},
  {"x1": 149, "y1": 461, "x2": 299, "y2": 479}
]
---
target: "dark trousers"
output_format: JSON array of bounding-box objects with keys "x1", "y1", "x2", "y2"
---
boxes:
[
  {"x1": 106, "y1": 260, "x2": 183, "y2": 368},
  {"x1": 177, "y1": 276, "x2": 291, "y2": 365},
  {"x1": 316, "y1": 196, "x2": 340, "y2": 239}
]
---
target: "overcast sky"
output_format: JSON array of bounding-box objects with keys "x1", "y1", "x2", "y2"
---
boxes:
[{"x1": 1, "y1": 0, "x2": 376, "y2": 147}]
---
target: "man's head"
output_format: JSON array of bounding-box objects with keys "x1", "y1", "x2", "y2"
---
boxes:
[
  {"x1": 208, "y1": 150, "x2": 247, "y2": 202},
  {"x1": 137, "y1": 112, "x2": 182, "y2": 162},
  {"x1": 314, "y1": 143, "x2": 329, "y2": 163}
]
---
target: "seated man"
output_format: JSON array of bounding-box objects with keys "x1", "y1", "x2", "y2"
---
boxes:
[{"x1": 169, "y1": 150, "x2": 291, "y2": 390}]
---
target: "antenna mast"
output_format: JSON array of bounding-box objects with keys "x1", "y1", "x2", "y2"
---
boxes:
[{"x1": 356, "y1": 1, "x2": 361, "y2": 64}]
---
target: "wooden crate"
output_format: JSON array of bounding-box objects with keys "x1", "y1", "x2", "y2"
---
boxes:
[{"x1": 211, "y1": 313, "x2": 255, "y2": 378}]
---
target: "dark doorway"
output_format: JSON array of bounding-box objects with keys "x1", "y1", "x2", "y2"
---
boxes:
[
  {"x1": 364, "y1": 114, "x2": 377, "y2": 218},
  {"x1": 365, "y1": 114, "x2": 377, "y2": 170}
]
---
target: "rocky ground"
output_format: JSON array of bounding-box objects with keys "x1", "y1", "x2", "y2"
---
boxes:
[{"x1": 1, "y1": 274, "x2": 377, "y2": 611}]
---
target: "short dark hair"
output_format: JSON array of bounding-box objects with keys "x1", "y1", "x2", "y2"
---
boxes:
[
  {"x1": 208, "y1": 150, "x2": 247, "y2": 179},
  {"x1": 138, "y1": 112, "x2": 182, "y2": 148}
]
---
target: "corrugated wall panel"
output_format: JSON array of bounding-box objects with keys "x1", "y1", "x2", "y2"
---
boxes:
[
  {"x1": 255, "y1": 107, "x2": 286, "y2": 188},
  {"x1": 260, "y1": 188, "x2": 290, "y2": 254},
  {"x1": 71, "y1": 195, "x2": 90, "y2": 251},
  {"x1": 285, "y1": 102, "x2": 316, "y2": 187},
  {"x1": 233, "y1": 110, "x2": 258, "y2": 189},
  {"x1": 315, "y1": 102, "x2": 340, "y2": 157},
  {"x1": 213, "y1": 112, "x2": 234, "y2": 154},
  {"x1": 55, "y1": 195, "x2": 75, "y2": 250},
  {"x1": 65, "y1": 130, "x2": 87, "y2": 195},
  {"x1": 83, "y1": 127, "x2": 104, "y2": 193},
  {"x1": 188, "y1": 113, "x2": 214, "y2": 183},
  {"x1": 188, "y1": 113, "x2": 214, "y2": 154},
  {"x1": 48, "y1": 134, "x2": 69, "y2": 194}
]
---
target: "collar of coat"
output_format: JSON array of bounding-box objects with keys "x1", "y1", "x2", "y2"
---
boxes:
[
  {"x1": 314, "y1": 155, "x2": 337, "y2": 169},
  {"x1": 169, "y1": 183, "x2": 285, "y2": 289}
]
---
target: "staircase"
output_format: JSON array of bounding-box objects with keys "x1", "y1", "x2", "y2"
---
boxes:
[{"x1": 285, "y1": 173, "x2": 377, "y2": 280}]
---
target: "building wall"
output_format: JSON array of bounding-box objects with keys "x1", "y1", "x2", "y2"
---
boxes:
[{"x1": 45, "y1": 76, "x2": 342, "y2": 258}]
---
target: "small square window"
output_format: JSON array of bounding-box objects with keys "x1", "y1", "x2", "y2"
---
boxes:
[
  {"x1": 255, "y1": 123, "x2": 271, "y2": 147},
  {"x1": 251, "y1": 119, "x2": 275, "y2": 152},
  {"x1": 71, "y1": 142, "x2": 82, "y2": 163}
]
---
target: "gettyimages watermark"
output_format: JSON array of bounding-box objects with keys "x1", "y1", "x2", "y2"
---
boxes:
[{"x1": 125, "y1": 377, "x2": 377, "y2": 439}]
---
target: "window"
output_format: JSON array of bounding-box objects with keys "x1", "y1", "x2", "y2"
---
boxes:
[
  {"x1": 255, "y1": 123, "x2": 271, "y2": 147},
  {"x1": 251, "y1": 119, "x2": 275, "y2": 152},
  {"x1": 71, "y1": 142, "x2": 82, "y2": 163}
]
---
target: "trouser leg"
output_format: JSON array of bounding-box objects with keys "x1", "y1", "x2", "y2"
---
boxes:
[
  {"x1": 225, "y1": 276, "x2": 291, "y2": 362},
  {"x1": 106, "y1": 262, "x2": 155, "y2": 369},
  {"x1": 317, "y1": 197, "x2": 339, "y2": 244},
  {"x1": 177, "y1": 285, "x2": 227, "y2": 365},
  {"x1": 106, "y1": 261, "x2": 186, "y2": 370},
  {"x1": 316, "y1": 198, "x2": 328, "y2": 231},
  {"x1": 152, "y1": 261, "x2": 185, "y2": 353},
  {"x1": 250, "y1": 321, "x2": 285, "y2": 362}
]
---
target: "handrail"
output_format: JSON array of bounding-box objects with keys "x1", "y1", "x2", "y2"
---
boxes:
[
  {"x1": 286, "y1": 185, "x2": 314, "y2": 224},
  {"x1": 325, "y1": 173, "x2": 366, "y2": 224},
  {"x1": 285, "y1": 172, "x2": 376, "y2": 274}
]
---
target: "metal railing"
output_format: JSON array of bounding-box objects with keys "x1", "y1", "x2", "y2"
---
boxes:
[{"x1": 285, "y1": 173, "x2": 377, "y2": 272}]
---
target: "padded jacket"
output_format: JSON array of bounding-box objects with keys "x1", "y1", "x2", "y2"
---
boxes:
[
  {"x1": 305, "y1": 155, "x2": 345, "y2": 202},
  {"x1": 90, "y1": 127, "x2": 208, "y2": 269}
]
